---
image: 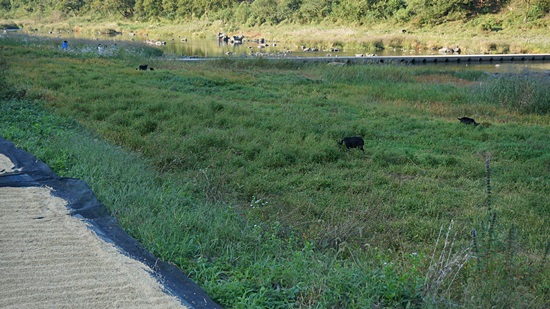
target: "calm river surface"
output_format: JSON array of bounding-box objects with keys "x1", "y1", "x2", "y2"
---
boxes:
[{"x1": 6, "y1": 30, "x2": 550, "y2": 73}]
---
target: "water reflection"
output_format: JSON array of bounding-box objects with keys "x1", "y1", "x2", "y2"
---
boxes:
[
  {"x1": 159, "y1": 37, "x2": 412, "y2": 58},
  {"x1": 6, "y1": 30, "x2": 550, "y2": 73},
  {"x1": 12, "y1": 30, "x2": 431, "y2": 57}
]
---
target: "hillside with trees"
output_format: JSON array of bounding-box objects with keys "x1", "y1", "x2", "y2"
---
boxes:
[{"x1": 1, "y1": 0, "x2": 549, "y2": 28}]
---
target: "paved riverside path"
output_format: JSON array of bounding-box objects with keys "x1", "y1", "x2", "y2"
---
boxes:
[{"x1": 0, "y1": 138, "x2": 221, "y2": 309}]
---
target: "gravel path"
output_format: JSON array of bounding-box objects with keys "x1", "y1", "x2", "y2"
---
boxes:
[
  {"x1": 0, "y1": 146, "x2": 220, "y2": 309},
  {"x1": 0, "y1": 185, "x2": 186, "y2": 308}
]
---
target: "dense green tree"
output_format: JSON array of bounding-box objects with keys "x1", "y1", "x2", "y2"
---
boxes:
[
  {"x1": 332, "y1": 0, "x2": 381, "y2": 23},
  {"x1": 297, "y1": 0, "x2": 334, "y2": 22},
  {"x1": 161, "y1": 0, "x2": 178, "y2": 18},
  {"x1": 0, "y1": 0, "x2": 11, "y2": 11},
  {"x1": 139, "y1": 0, "x2": 162, "y2": 18},
  {"x1": 249, "y1": 0, "x2": 279, "y2": 25},
  {"x1": 111, "y1": 0, "x2": 136, "y2": 18},
  {"x1": 377, "y1": 0, "x2": 408, "y2": 19},
  {"x1": 0, "y1": 0, "x2": 546, "y2": 25},
  {"x1": 8, "y1": 0, "x2": 36, "y2": 12},
  {"x1": 232, "y1": 1, "x2": 252, "y2": 24},
  {"x1": 90, "y1": 0, "x2": 135, "y2": 17},
  {"x1": 188, "y1": 0, "x2": 237, "y2": 18},
  {"x1": 406, "y1": 0, "x2": 474, "y2": 25},
  {"x1": 275, "y1": 0, "x2": 301, "y2": 22},
  {"x1": 55, "y1": 0, "x2": 87, "y2": 15},
  {"x1": 175, "y1": 0, "x2": 193, "y2": 18}
]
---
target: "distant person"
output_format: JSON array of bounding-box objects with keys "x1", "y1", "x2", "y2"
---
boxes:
[
  {"x1": 97, "y1": 44, "x2": 103, "y2": 53},
  {"x1": 62, "y1": 41, "x2": 68, "y2": 50}
]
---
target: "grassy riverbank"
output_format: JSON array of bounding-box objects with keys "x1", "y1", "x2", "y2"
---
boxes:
[{"x1": 1, "y1": 35, "x2": 549, "y2": 307}]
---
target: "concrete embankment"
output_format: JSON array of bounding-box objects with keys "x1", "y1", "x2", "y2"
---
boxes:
[
  {"x1": 316, "y1": 54, "x2": 550, "y2": 64},
  {"x1": 178, "y1": 53, "x2": 550, "y2": 65}
]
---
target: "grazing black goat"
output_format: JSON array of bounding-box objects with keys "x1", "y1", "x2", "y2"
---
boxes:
[
  {"x1": 338, "y1": 136, "x2": 365, "y2": 151},
  {"x1": 137, "y1": 64, "x2": 148, "y2": 70},
  {"x1": 458, "y1": 117, "x2": 479, "y2": 126}
]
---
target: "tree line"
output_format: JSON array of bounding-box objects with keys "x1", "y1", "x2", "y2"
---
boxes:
[{"x1": 2, "y1": 0, "x2": 549, "y2": 26}]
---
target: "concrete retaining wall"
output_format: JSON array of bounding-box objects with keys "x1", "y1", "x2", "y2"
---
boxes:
[{"x1": 278, "y1": 54, "x2": 550, "y2": 65}]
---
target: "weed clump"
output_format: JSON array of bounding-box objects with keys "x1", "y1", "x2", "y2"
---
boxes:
[{"x1": 477, "y1": 74, "x2": 550, "y2": 114}]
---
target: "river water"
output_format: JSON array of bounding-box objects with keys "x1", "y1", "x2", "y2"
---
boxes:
[{"x1": 5, "y1": 30, "x2": 550, "y2": 73}]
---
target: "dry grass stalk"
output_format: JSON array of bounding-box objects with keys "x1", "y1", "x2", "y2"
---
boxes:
[{"x1": 423, "y1": 220, "x2": 471, "y2": 303}]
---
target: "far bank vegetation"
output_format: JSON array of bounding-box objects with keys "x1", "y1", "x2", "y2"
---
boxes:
[{"x1": 1, "y1": 0, "x2": 549, "y2": 29}]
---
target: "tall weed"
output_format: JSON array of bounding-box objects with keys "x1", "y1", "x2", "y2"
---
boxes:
[
  {"x1": 476, "y1": 73, "x2": 550, "y2": 114},
  {"x1": 465, "y1": 154, "x2": 549, "y2": 308}
]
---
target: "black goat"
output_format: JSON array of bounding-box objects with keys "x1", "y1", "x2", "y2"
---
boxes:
[
  {"x1": 458, "y1": 117, "x2": 479, "y2": 126},
  {"x1": 338, "y1": 136, "x2": 365, "y2": 151}
]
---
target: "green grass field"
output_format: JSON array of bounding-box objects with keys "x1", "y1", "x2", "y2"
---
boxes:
[{"x1": 1, "y1": 35, "x2": 549, "y2": 308}]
